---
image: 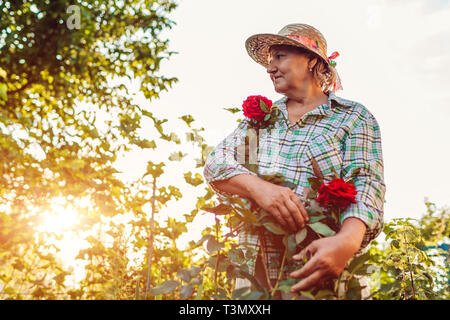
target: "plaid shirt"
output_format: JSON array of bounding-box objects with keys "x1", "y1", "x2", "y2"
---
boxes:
[{"x1": 203, "y1": 92, "x2": 386, "y2": 280}]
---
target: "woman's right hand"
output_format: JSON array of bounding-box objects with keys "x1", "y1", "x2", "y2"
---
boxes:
[{"x1": 249, "y1": 179, "x2": 309, "y2": 233}]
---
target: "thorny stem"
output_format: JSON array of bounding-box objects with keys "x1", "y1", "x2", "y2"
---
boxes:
[
  {"x1": 271, "y1": 246, "x2": 287, "y2": 298},
  {"x1": 401, "y1": 262, "x2": 408, "y2": 299},
  {"x1": 403, "y1": 233, "x2": 416, "y2": 299},
  {"x1": 336, "y1": 272, "x2": 343, "y2": 299},
  {"x1": 258, "y1": 231, "x2": 274, "y2": 293},
  {"x1": 223, "y1": 221, "x2": 245, "y2": 239},
  {"x1": 145, "y1": 176, "x2": 157, "y2": 298},
  {"x1": 214, "y1": 216, "x2": 221, "y2": 288}
]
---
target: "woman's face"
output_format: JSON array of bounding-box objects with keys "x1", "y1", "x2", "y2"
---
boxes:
[{"x1": 267, "y1": 45, "x2": 314, "y2": 94}]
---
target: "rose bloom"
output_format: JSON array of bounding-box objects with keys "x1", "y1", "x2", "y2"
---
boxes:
[
  {"x1": 242, "y1": 95, "x2": 272, "y2": 121},
  {"x1": 316, "y1": 178, "x2": 357, "y2": 209}
]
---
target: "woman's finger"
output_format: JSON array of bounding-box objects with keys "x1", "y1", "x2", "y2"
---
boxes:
[
  {"x1": 293, "y1": 240, "x2": 318, "y2": 261},
  {"x1": 277, "y1": 204, "x2": 297, "y2": 232},
  {"x1": 284, "y1": 198, "x2": 305, "y2": 230},
  {"x1": 290, "y1": 193, "x2": 309, "y2": 223},
  {"x1": 290, "y1": 257, "x2": 315, "y2": 279},
  {"x1": 269, "y1": 207, "x2": 288, "y2": 230},
  {"x1": 290, "y1": 270, "x2": 324, "y2": 293},
  {"x1": 290, "y1": 249, "x2": 320, "y2": 279}
]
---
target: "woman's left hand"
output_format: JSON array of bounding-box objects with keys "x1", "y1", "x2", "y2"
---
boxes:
[{"x1": 289, "y1": 218, "x2": 366, "y2": 293}]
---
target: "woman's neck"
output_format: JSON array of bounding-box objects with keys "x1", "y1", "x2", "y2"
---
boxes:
[
  {"x1": 286, "y1": 84, "x2": 327, "y2": 107},
  {"x1": 284, "y1": 85, "x2": 329, "y2": 124}
]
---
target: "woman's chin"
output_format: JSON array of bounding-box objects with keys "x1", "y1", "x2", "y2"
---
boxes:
[{"x1": 273, "y1": 85, "x2": 287, "y2": 94}]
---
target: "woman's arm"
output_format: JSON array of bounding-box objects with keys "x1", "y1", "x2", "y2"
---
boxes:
[
  {"x1": 289, "y1": 217, "x2": 366, "y2": 292},
  {"x1": 204, "y1": 120, "x2": 309, "y2": 232},
  {"x1": 213, "y1": 174, "x2": 309, "y2": 232},
  {"x1": 289, "y1": 113, "x2": 385, "y2": 292},
  {"x1": 203, "y1": 119, "x2": 258, "y2": 195},
  {"x1": 339, "y1": 114, "x2": 386, "y2": 248}
]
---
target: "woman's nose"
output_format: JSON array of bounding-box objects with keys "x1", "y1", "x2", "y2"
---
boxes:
[{"x1": 266, "y1": 61, "x2": 276, "y2": 74}]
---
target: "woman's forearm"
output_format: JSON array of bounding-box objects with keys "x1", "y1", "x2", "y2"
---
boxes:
[
  {"x1": 212, "y1": 174, "x2": 310, "y2": 232},
  {"x1": 335, "y1": 217, "x2": 367, "y2": 254},
  {"x1": 211, "y1": 173, "x2": 263, "y2": 199}
]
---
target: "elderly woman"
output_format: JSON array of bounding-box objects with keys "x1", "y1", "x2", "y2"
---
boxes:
[{"x1": 203, "y1": 24, "x2": 386, "y2": 298}]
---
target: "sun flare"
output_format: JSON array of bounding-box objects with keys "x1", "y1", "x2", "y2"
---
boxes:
[{"x1": 38, "y1": 200, "x2": 80, "y2": 234}]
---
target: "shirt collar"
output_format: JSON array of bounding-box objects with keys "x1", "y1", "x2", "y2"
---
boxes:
[{"x1": 275, "y1": 92, "x2": 352, "y2": 120}]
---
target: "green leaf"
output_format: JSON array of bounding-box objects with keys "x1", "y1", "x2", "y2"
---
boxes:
[
  {"x1": 295, "y1": 228, "x2": 307, "y2": 244},
  {"x1": 259, "y1": 100, "x2": 270, "y2": 113},
  {"x1": 310, "y1": 157, "x2": 323, "y2": 180},
  {"x1": 242, "y1": 163, "x2": 259, "y2": 174},
  {"x1": 179, "y1": 284, "x2": 194, "y2": 299},
  {"x1": 241, "y1": 291, "x2": 263, "y2": 300},
  {"x1": 223, "y1": 107, "x2": 241, "y2": 114},
  {"x1": 163, "y1": 132, "x2": 181, "y2": 144},
  {"x1": 180, "y1": 114, "x2": 195, "y2": 127},
  {"x1": 184, "y1": 172, "x2": 203, "y2": 186},
  {"x1": 281, "y1": 180, "x2": 297, "y2": 190},
  {"x1": 228, "y1": 248, "x2": 245, "y2": 264},
  {"x1": 169, "y1": 151, "x2": 187, "y2": 161},
  {"x1": 278, "y1": 278, "x2": 297, "y2": 293},
  {"x1": 237, "y1": 207, "x2": 259, "y2": 223},
  {"x1": 300, "y1": 290, "x2": 316, "y2": 300},
  {"x1": 391, "y1": 239, "x2": 400, "y2": 249},
  {"x1": 351, "y1": 167, "x2": 361, "y2": 177},
  {"x1": 283, "y1": 234, "x2": 297, "y2": 257},
  {"x1": 206, "y1": 237, "x2": 224, "y2": 253},
  {"x1": 150, "y1": 280, "x2": 180, "y2": 296},
  {"x1": 133, "y1": 138, "x2": 157, "y2": 149},
  {"x1": 195, "y1": 234, "x2": 213, "y2": 247},
  {"x1": 347, "y1": 252, "x2": 371, "y2": 275},
  {"x1": 263, "y1": 113, "x2": 271, "y2": 121},
  {"x1": 263, "y1": 222, "x2": 287, "y2": 235},
  {"x1": 309, "y1": 215, "x2": 327, "y2": 223},
  {"x1": 191, "y1": 276, "x2": 203, "y2": 285},
  {"x1": 330, "y1": 167, "x2": 340, "y2": 179},
  {"x1": 307, "y1": 177, "x2": 322, "y2": 192},
  {"x1": 53, "y1": 272, "x2": 68, "y2": 285},
  {"x1": 308, "y1": 222, "x2": 336, "y2": 237},
  {"x1": 0, "y1": 67, "x2": 6, "y2": 80},
  {"x1": 232, "y1": 286, "x2": 251, "y2": 299},
  {"x1": 314, "y1": 289, "x2": 335, "y2": 300},
  {"x1": 307, "y1": 199, "x2": 324, "y2": 215},
  {"x1": 260, "y1": 173, "x2": 286, "y2": 184},
  {"x1": 200, "y1": 203, "x2": 233, "y2": 215},
  {"x1": 177, "y1": 269, "x2": 191, "y2": 282},
  {"x1": 0, "y1": 83, "x2": 7, "y2": 102},
  {"x1": 189, "y1": 266, "x2": 201, "y2": 278}
]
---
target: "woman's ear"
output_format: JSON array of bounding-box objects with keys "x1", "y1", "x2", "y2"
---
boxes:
[{"x1": 308, "y1": 57, "x2": 318, "y2": 71}]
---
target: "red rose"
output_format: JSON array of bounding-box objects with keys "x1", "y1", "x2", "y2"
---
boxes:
[
  {"x1": 316, "y1": 178, "x2": 357, "y2": 209},
  {"x1": 242, "y1": 95, "x2": 272, "y2": 121}
]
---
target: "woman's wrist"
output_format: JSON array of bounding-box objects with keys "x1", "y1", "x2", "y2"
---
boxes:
[{"x1": 335, "y1": 217, "x2": 367, "y2": 254}]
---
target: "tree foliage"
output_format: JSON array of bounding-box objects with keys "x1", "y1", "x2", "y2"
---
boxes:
[
  {"x1": 0, "y1": 1, "x2": 448, "y2": 301},
  {"x1": 0, "y1": 0, "x2": 185, "y2": 299}
]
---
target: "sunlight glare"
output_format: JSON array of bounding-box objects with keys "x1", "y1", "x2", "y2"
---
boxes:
[{"x1": 38, "y1": 199, "x2": 80, "y2": 234}]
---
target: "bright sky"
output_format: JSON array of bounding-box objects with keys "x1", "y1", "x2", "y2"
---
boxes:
[{"x1": 111, "y1": 0, "x2": 450, "y2": 246}]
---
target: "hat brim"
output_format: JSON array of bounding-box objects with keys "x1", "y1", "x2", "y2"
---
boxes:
[{"x1": 245, "y1": 33, "x2": 328, "y2": 68}]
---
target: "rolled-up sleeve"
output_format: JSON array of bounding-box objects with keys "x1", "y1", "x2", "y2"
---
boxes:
[
  {"x1": 203, "y1": 119, "x2": 258, "y2": 197},
  {"x1": 340, "y1": 114, "x2": 386, "y2": 248}
]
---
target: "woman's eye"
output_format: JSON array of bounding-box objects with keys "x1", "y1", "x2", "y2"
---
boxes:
[{"x1": 277, "y1": 54, "x2": 284, "y2": 58}]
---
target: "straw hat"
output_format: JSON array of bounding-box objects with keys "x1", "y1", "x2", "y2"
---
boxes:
[{"x1": 245, "y1": 23, "x2": 342, "y2": 91}]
